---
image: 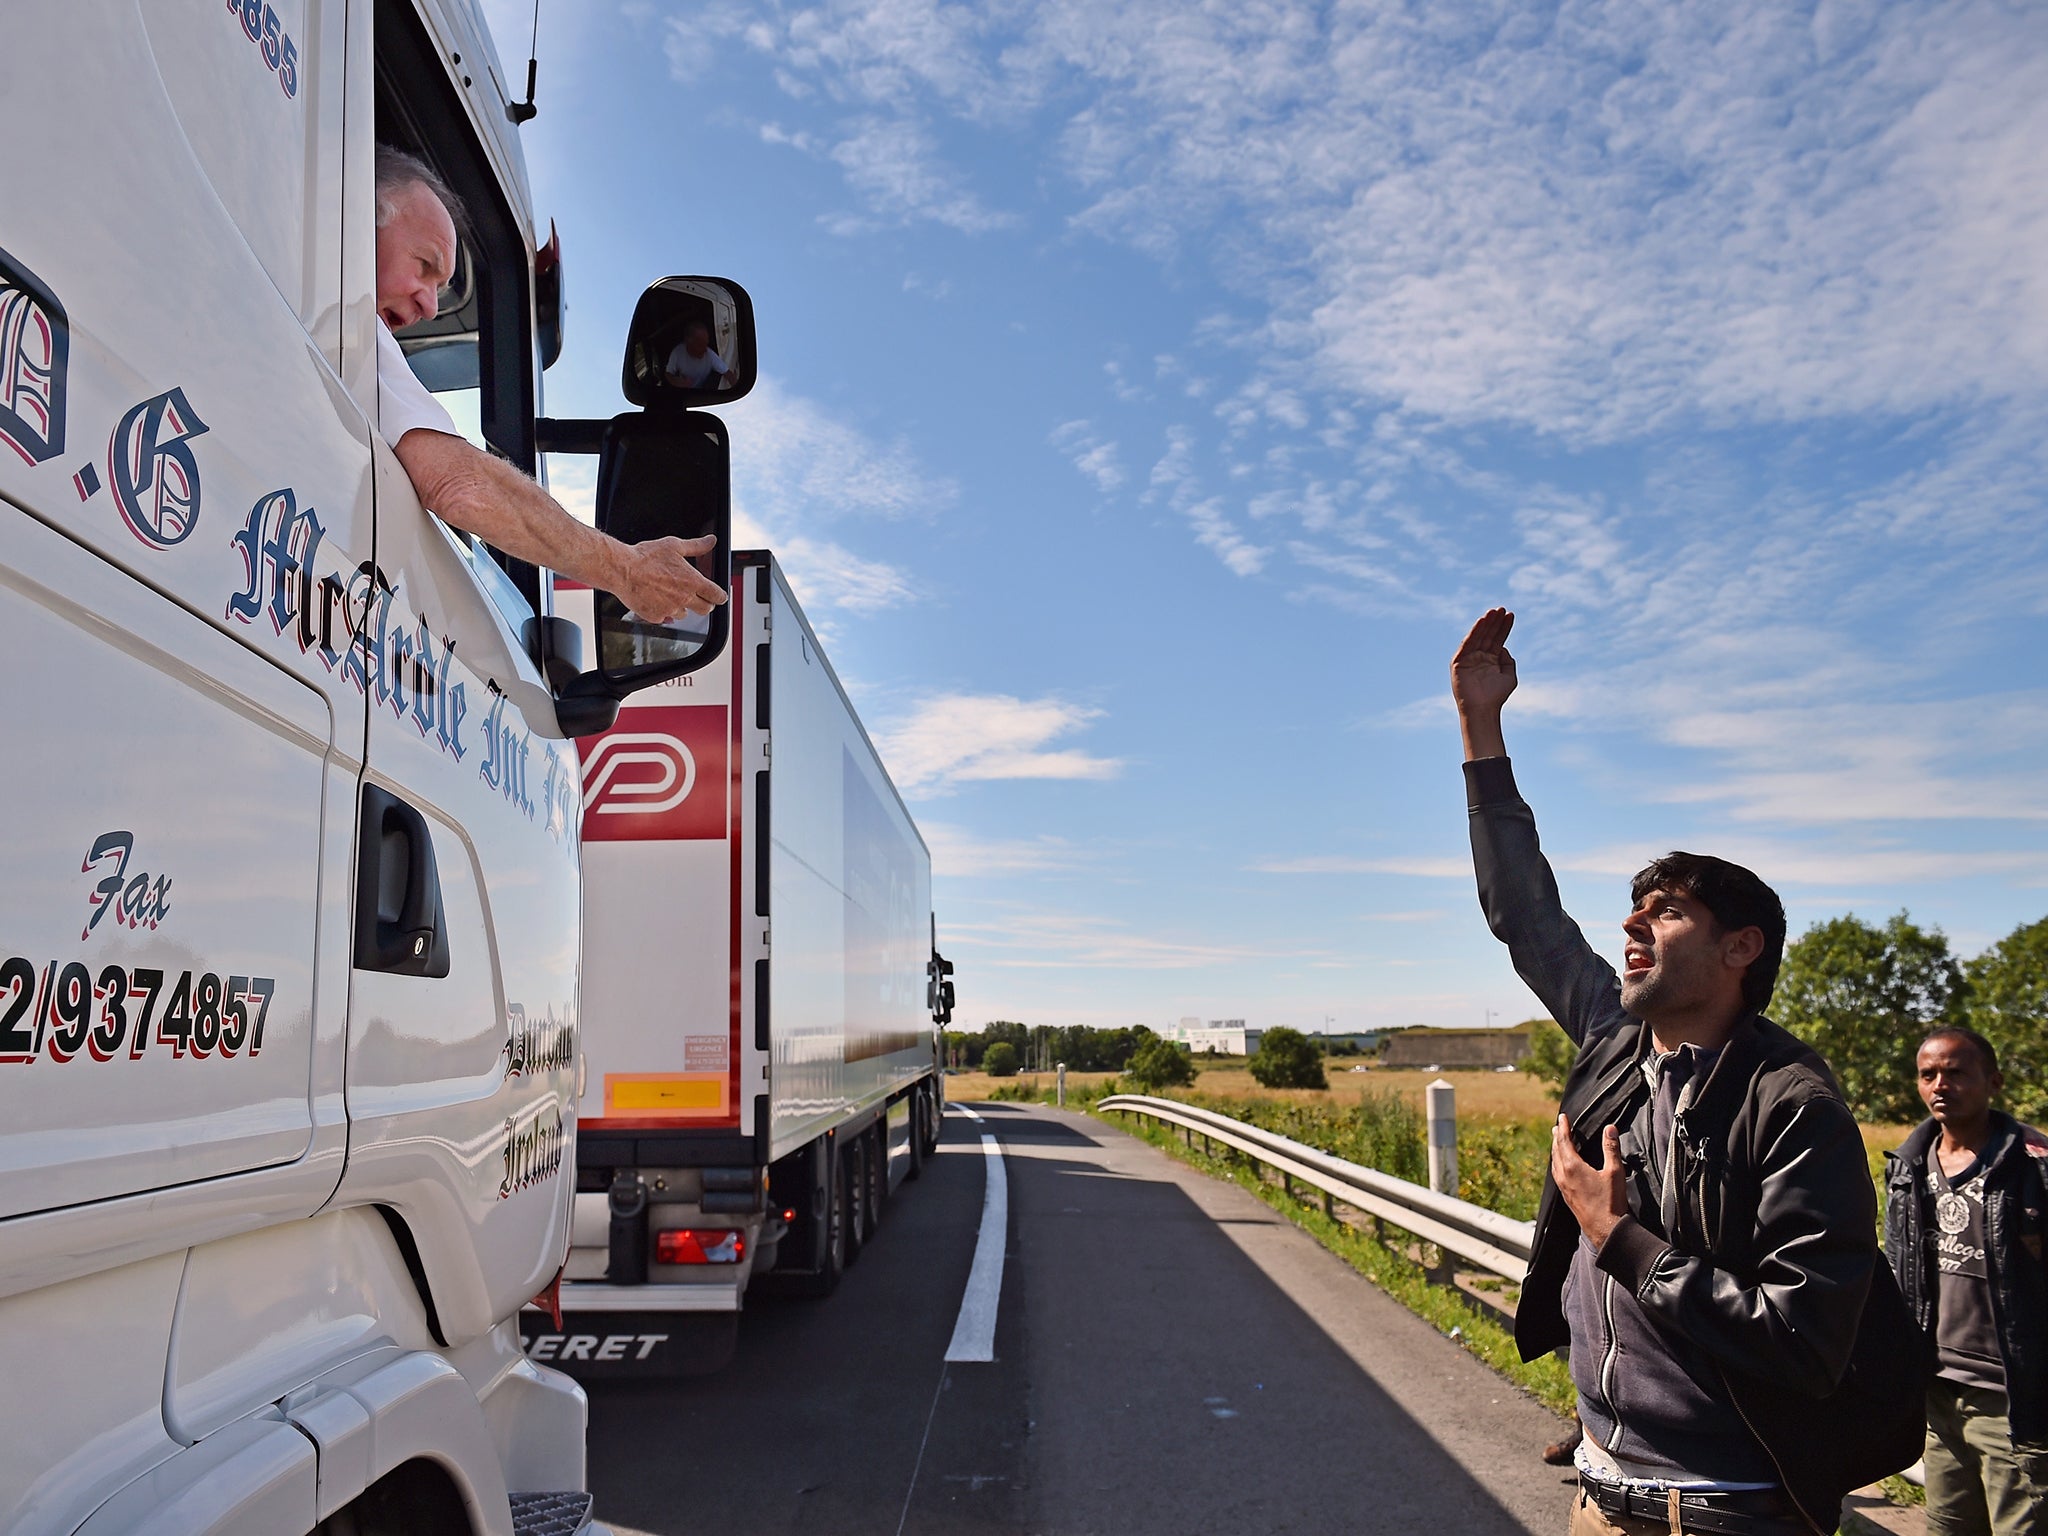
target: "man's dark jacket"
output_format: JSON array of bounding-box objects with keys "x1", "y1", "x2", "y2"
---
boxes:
[
  {"x1": 1885, "y1": 1111, "x2": 2048, "y2": 1444},
  {"x1": 1468, "y1": 758, "x2": 1926, "y2": 1533}
]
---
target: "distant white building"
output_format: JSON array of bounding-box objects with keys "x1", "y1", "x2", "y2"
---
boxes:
[{"x1": 1160, "y1": 1018, "x2": 1261, "y2": 1056}]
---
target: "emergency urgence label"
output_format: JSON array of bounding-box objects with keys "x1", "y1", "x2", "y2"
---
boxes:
[{"x1": 578, "y1": 705, "x2": 728, "y2": 842}]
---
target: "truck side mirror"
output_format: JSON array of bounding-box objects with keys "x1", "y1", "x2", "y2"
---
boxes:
[
  {"x1": 588, "y1": 409, "x2": 732, "y2": 686},
  {"x1": 548, "y1": 408, "x2": 732, "y2": 737},
  {"x1": 928, "y1": 951, "x2": 955, "y2": 1025},
  {"x1": 622, "y1": 276, "x2": 757, "y2": 410}
]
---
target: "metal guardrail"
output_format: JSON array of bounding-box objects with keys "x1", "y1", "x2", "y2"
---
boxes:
[{"x1": 1098, "y1": 1094, "x2": 1535, "y2": 1282}]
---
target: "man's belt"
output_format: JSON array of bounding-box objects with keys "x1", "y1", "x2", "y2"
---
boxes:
[{"x1": 1578, "y1": 1475, "x2": 1799, "y2": 1535}]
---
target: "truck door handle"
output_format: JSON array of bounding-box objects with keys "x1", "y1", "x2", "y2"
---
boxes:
[{"x1": 354, "y1": 785, "x2": 451, "y2": 977}]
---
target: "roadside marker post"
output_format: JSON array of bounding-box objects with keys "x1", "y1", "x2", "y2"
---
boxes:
[{"x1": 1426, "y1": 1078, "x2": 1457, "y2": 1197}]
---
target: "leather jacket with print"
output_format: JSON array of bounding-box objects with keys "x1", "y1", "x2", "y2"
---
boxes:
[{"x1": 1885, "y1": 1112, "x2": 2048, "y2": 1444}]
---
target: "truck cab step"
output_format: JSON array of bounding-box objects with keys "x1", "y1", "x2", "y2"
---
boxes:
[{"x1": 511, "y1": 1490, "x2": 596, "y2": 1535}]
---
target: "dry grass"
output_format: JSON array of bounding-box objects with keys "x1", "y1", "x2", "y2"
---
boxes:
[
  {"x1": 945, "y1": 1060, "x2": 1555, "y2": 1116},
  {"x1": 942, "y1": 1069, "x2": 1118, "y2": 1103},
  {"x1": 1188, "y1": 1060, "x2": 1561, "y2": 1121}
]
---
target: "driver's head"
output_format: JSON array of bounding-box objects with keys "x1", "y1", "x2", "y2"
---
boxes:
[
  {"x1": 374, "y1": 147, "x2": 463, "y2": 330},
  {"x1": 683, "y1": 321, "x2": 711, "y2": 356}
]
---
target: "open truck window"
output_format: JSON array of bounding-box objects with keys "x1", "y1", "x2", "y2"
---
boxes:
[{"x1": 374, "y1": 0, "x2": 542, "y2": 617}]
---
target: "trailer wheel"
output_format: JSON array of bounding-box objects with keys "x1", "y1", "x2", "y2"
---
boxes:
[
  {"x1": 906, "y1": 1090, "x2": 928, "y2": 1181},
  {"x1": 920, "y1": 1087, "x2": 941, "y2": 1158},
  {"x1": 788, "y1": 1143, "x2": 847, "y2": 1297},
  {"x1": 860, "y1": 1125, "x2": 884, "y2": 1241},
  {"x1": 843, "y1": 1137, "x2": 868, "y2": 1265}
]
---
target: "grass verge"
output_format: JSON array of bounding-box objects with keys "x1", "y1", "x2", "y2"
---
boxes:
[{"x1": 1096, "y1": 1104, "x2": 1575, "y2": 1420}]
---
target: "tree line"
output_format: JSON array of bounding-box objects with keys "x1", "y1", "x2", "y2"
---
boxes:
[
  {"x1": 1519, "y1": 910, "x2": 2047, "y2": 1124},
  {"x1": 943, "y1": 1021, "x2": 1333, "y2": 1092}
]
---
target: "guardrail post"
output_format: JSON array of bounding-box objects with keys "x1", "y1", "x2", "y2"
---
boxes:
[
  {"x1": 1057, "y1": 1062, "x2": 1066, "y2": 1107},
  {"x1": 1426, "y1": 1078, "x2": 1458, "y2": 1197}
]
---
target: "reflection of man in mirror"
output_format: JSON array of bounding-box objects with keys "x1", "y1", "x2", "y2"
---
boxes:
[
  {"x1": 664, "y1": 321, "x2": 736, "y2": 391},
  {"x1": 369, "y1": 147, "x2": 724, "y2": 624}
]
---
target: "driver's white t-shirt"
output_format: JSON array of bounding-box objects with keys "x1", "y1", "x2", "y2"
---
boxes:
[
  {"x1": 375, "y1": 319, "x2": 460, "y2": 446},
  {"x1": 665, "y1": 341, "x2": 730, "y2": 388}
]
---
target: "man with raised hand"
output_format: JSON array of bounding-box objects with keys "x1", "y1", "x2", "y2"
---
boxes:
[
  {"x1": 371, "y1": 146, "x2": 725, "y2": 626},
  {"x1": 1886, "y1": 1027, "x2": 2048, "y2": 1536},
  {"x1": 1451, "y1": 607, "x2": 1920, "y2": 1536}
]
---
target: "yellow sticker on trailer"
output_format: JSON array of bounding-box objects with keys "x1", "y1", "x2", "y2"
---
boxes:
[{"x1": 605, "y1": 1075, "x2": 725, "y2": 1112}]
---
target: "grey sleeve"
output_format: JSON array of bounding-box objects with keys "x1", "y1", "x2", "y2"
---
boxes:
[{"x1": 1464, "y1": 757, "x2": 1628, "y2": 1047}]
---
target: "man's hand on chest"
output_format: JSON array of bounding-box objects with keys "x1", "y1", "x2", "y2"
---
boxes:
[{"x1": 1554, "y1": 1114, "x2": 1631, "y2": 1251}]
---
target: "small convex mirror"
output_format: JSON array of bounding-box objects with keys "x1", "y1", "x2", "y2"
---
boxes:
[
  {"x1": 621, "y1": 277, "x2": 757, "y2": 409},
  {"x1": 591, "y1": 411, "x2": 731, "y2": 683}
]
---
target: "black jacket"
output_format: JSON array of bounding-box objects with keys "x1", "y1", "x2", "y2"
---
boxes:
[
  {"x1": 1885, "y1": 1112, "x2": 2048, "y2": 1444},
  {"x1": 1468, "y1": 758, "x2": 1927, "y2": 1533}
]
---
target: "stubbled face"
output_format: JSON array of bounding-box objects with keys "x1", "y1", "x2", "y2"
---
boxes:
[
  {"x1": 375, "y1": 182, "x2": 457, "y2": 330},
  {"x1": 1918, "y1": 1036, "x2": 2000, "y2": 1131},
  {"x1": 1619, "y1": 887, "x2": 1743, "y2": 1020}
]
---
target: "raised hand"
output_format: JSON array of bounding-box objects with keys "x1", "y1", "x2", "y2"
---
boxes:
[{"x1": 1450, "y1": 607, "x2": 1517, "y2": 760}]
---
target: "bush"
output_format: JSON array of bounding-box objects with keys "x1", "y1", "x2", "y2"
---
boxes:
[
  {"x1": 982, "y1": 1041, "x2": 1020, "y2": 1078},
  {"x1": 1123, "y1": 1037, "x2": 1197, "y2": 1091},
  {"x1": 1248, "y1": 1027, "x2": 1327, "y2": 1089},
  {"x1": 1517, "y1": 1017, "x2": 1575, "y2": 1100}
]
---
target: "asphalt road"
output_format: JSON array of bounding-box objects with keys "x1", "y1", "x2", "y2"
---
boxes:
[{"x1": 586, "y1": 1102, "x2": 1577, "y2": 1536}]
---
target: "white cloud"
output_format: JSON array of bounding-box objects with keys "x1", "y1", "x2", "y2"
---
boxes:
[
  {"x1": 1049, "y1": 419, "x2": 1124, "y2": 493},
  {"x1": 722, "y1": 0, "x2": 2048, "y2": 437},
  {"x1": 826, "y1": 116, "x2": 1017, "y2": 234},
  {"x1": 551, "y1": 382, "x2": 941, "y2": 622},
  {"x1": 1555, "y1": 842, "x2": 2046, "y2": 889},
  {"x1": 921, "y1": 822, "x2": 1084, "y2": 877},
  {"x1": 679, "y1": 0, "x2": 2048, "y2": 896},
  {"x1": 732, "y1": 378, "x2": 954, "y2": 525},
  {"x1": 1252, "y1": 855, "x2": 1470, "y2": 878},
  {"x1": 875, "y1": 692, "x2": 1122, "y2": 794},
  {"x1": 1145, "y1": 425, "x2": 1267, "y2": 576},
  {"x1": 945, "y1": 908, "x2": 1274, "y2": 971}
]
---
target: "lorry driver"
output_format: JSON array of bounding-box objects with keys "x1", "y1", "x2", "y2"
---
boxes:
[
  {"x1": 663, "y1": 320, "x2": 736, "y2": 391},
  {"x1": 372, "y1": 146, "x2": 726, "y2": 625}
]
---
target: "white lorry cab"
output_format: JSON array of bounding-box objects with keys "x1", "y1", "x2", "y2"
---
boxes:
[{"x1": 0, "y1": 4, "x2": 739, "y2": 1532}]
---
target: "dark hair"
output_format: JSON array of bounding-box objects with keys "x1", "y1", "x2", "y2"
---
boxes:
[
  {"x1": 1630, "y1": 852, "x2": 1787, "y2": 1014},
  {"x1": 1920, "y1": 1025, "x2": 2000, "y2": 1077}
]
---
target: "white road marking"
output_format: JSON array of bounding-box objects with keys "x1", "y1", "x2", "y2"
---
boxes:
[
  {"x1": 951, "y1": 1104, "x2": 983, "y2": 1122},
  {"x1": 944, "y1": 1133, "x2": 1007, "y2": 1362}
]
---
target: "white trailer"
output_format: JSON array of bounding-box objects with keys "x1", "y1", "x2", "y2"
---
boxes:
[
  {"x1": 0, "y1": 2, "x2": 750, "y2": 1529},
  {"x1": 532, "y1": 553, "x2": 954, "y2": 1375}
]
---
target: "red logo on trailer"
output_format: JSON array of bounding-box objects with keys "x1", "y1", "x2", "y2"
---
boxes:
[{"x1": 578, "y1": 706, "x2": 728, "y2": 841}]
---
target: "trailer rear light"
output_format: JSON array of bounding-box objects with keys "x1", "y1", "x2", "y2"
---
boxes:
[
  {"x1": 782, "y1": 1208, "x2": 796, "y2": 1223},
  {"x1": 654, "y1": 1228, "x2": 745, "y2": 1265}
]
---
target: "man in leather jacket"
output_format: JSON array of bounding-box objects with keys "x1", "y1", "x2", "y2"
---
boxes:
[
  {"x1": 1452, "y1": 608, "x2": 1923, "y2": 1536},
  {"x1": 1885, "y1": 1027, "x2": 2048, "y2": 1535}
]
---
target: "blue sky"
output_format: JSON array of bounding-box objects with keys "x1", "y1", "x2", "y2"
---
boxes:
[{"x1": 486, "y1": 0, "x2": 2048, "y2": 1034}]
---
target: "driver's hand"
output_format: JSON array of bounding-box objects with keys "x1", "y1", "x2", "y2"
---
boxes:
[{"x1": 614, "y1": 535, "x2": 727, "y2": 622}]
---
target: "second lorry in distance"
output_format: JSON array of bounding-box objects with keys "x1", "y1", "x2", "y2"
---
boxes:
[{"x1": 532, "y1": 552, "x2": 955, "y2": 1374}]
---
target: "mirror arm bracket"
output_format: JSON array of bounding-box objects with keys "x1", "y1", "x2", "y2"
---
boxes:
[
  {"x1": 535, "y1": 417, "x2": 609, "y2": 456},
  {"x1": 553, "y1": 668, "x2": 624, "y2": 738}
]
